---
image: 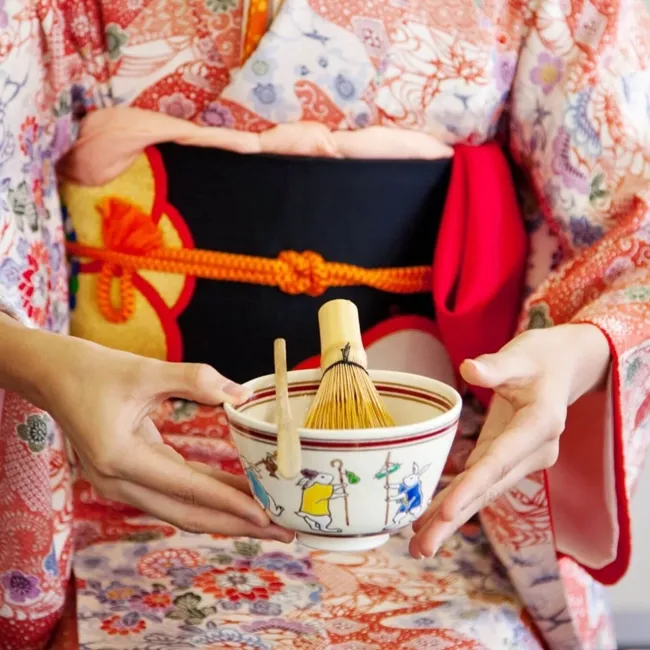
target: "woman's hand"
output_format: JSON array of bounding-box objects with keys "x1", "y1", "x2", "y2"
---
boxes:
[
  {"x1": 259, "y1": 121, "x2": 341, "y2": 157},
  {"x1": 333, "y1": 126, "x2": 453, "y2": 159},
  {"x1": 258, "y1": 123, "x2": 453, "y2": 160},
  {"x1": 0, "y1": 316, "x2": 294, "y2": 542},
  {"x1": 410, "y1": 323, "x2": 611, "y2": 558}
]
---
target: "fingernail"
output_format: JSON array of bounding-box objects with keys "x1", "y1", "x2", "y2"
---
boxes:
[
  {"x1": 468, "y1": 359, "x2": 488, "y2": 373},
  {"x1": 249, "y1": 511, "x2": 269, "y2": 527},
  {"x1": 223, "y1": 381, "x2": 252, "y2": 402}
]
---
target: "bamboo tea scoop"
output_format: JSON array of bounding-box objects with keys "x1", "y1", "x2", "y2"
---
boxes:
[{"x1": 274, "y1": 338, "x2": 301, "y2": 479}]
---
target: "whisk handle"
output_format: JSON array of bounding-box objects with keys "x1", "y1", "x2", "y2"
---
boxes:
[{"x1": 317, "y1": 299, "x2": 368, "y2": 371}]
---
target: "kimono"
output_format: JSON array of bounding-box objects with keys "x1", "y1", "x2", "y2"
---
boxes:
[{"x1": 0, "y1": 0, "x2": 649, "y2": 649}]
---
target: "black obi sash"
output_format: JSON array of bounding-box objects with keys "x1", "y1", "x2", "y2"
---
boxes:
[{"x1": 156, "y1": 144, "x2": 452, "y2": 382}]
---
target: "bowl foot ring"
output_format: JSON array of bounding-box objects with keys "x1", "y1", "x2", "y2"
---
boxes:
[{"x1": 296, "y1": 532, "x2": 390, "y2": 552}]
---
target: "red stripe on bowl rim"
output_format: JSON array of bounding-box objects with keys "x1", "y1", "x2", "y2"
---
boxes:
[{"x1": 229, "y1": 418, "x2": 458, "y2": 451}]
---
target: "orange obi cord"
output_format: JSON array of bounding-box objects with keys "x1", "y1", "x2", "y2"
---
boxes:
[{"x1": 65, "y1": 197, "x2": 431, "y2": 324}]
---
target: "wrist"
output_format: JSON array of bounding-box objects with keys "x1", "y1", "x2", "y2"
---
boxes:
[
  {"x1": 0, "y1": 314, "x2": 59, "y2": 409},
  {"x1": 562, "y1": 323, "x2": 611, "y2": 402}
]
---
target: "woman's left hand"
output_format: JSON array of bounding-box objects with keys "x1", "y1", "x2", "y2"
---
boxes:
[{"x1": 409, "y1": 323, "x2": 611, "y2": 558}]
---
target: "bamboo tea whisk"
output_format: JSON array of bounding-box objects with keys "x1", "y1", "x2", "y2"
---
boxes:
[{"x1": 303, "y1": 299, "x2": 395, "y2": 429}]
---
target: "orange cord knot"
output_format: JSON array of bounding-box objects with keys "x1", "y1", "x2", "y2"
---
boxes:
[
  {"x1": 95, "y1": 197, "x2": 163, "y2": 323},
  {"x1": 277, "y1": 251, "x2": 328, "y2": 296}
]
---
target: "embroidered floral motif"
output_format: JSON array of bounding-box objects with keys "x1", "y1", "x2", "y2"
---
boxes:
[
  {"x1": 8, "y1": 181, "x2": 39, "y2": 233},
  {"x1": 525, "y1": 303, "x2": 554, "y2": 330},
  {"x1": 98, "y1": 581, "x2": 143, "y2": 605},
  {"x1": 100, "y1": 612, "x2": 147, "y2": 636},
  {"x1": 165, "y1": 592, "x2": 217, "y2": 625},
  {"x1": 44, "y1": 546, "x2": 59, "y2": 576},
  {"x1": 122, "y1": 530, "x2": 166, "y2": 543},
  {"x1": 530, "y1": 52, "x2": 563, "y2": 95},
  {"x1": 159, "y1": 93, "x2": 197, "y2": 120},
  {"x1": 105, "y1": 24, "x2": 128, "y2": 61},
  {"x1": 138, "y1": 549, "x2": 203, "y2": 579},
  {"x1": 168, "y1": 399, "x2": 199, "y2": 423},
  {"x1": 131, "y1": 586, "x2": 174, "y2": 619},
  {"x1": 18, "y1": 241, "x2": 51, "y2": 327},
  {"x1": 233, "y1": 539, "x2": 262, "y2": 558},
  {"x1": 193, "y1": 566, "x2": 285, "y2": 602},
  {"x1": 17, "y1": 414, "x2": 50, "y2": 453},
  {"x1": 568, "y1": 216, "x2": 604, "y2": 248},
  {"x1": 1, "y1": 570, "x2": 41, "y2": 604},
  {"x1": 205, "y1": 0, "x2": 237, "y2": 12},
  {"x1": 564, "y1": 91, "x2": 601, "y2": 158},
  {"x1": 201, "y1": 102, "x2": 235, "y2": 128},
  {"x1": 241, "y1": 552, "x2": 312, "y2": 579}
]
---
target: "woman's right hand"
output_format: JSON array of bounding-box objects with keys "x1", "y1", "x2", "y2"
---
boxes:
[
  {"x1": 259, "y1": 121, "x2": 341, "y2": 157},
  {"x1": 1, "y1": 317, "x2": 293, "y2": 542}
]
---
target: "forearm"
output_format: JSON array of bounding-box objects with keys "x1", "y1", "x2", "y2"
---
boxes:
[{"x1": 0, "y1": 312, "x2": 52, "y2": 408}]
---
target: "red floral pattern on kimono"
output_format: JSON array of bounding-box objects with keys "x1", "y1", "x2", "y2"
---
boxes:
[{"x1": 0, "y1": 0, "x2": 649, "y2": 649}]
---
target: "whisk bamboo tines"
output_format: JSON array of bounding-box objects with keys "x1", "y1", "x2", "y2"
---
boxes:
[{"x1": 303, "y1": 299, "x2": 395, "y2": 429}]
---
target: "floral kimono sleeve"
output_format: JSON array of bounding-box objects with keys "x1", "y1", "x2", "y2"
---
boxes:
[
  {"x1": 0, "y1": 3, "x2": 111, "y2": 648},
  {"x1": 508, "y1": 0, "x2": 650, "y2": 583}
]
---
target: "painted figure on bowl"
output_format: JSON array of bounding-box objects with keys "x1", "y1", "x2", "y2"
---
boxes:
[{"x1": 386, "y1": 462, "x2": 432, "y2": 529}]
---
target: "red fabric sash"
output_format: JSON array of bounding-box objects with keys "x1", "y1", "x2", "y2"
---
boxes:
[{"x1": 433, "y1": 144, "x2": 528, "y2": 406}]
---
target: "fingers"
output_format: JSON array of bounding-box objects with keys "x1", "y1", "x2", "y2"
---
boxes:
[
  {"x1": 410, "y1": 445, "x2": 552, "y2": 558},
  {"x1": 315, "y1": 131, "x2": 342, "y2": 158},
  {"x1": 440, "y1": 401, "x2": 562, "y2": 522},
  {"x1": 410, "y1": 392, "x2": 565, "y2": 558},
  {"x1": 146, "y1": 360, "x2": 251, "y2": 405},
  {"x1": 100, "y1": 479, "x2": 294, "y2": 542},
  {"x1": 136, "y1": 417, "x2": 165, "y2": 445},
  {"x1": 332, "y1": 128, "x2": 454, "y2": 159},
  {"x1": 109, "y1": 437, "x2": 270, "y2": 527},
  {"x1": 413, "y1": 396, "x2": 513, "y2": 533},
  {"x1": 133, "y1": 419, "x2": 254, "y2": 497},
  {"x1": 412, "y1": 477, "x2": 460, "y2": 533},
  {"x1": 187, "y1": 461, "x2": 253, "y2": 496}
]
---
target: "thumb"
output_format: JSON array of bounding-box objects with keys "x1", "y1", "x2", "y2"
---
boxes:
[
  {"x1": 460, "y1": 345, "x2": 537, "y2": 390},
  {"x1": 147, "y1": 361, "x2": 252, "y2": 405}
]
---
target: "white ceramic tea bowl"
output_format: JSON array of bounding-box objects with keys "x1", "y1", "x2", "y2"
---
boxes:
[{"x1": 225, "y1": 369, "x2": 461, "y2": 552}]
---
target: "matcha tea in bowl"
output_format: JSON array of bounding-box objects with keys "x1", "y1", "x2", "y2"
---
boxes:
[{"x1": 224, "y1": 300, "x2": 462, "y2": 552}]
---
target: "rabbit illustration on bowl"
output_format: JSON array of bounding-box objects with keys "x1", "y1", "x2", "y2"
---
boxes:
[
  {"x1": 295, "y1": 469, "x2": 346, "y2": 533},
  {"x1": 385, "y1": 462, "x2": 432, "y2": 530}
]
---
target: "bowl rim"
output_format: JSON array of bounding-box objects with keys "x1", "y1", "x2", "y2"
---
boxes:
[{"x1": 224, "y1": 368, "x2": 462, "y2": 442}]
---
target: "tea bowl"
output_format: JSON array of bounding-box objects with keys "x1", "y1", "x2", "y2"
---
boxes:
[{"x1": 224, "y1": 369, "x2": 461, "y2": 552}]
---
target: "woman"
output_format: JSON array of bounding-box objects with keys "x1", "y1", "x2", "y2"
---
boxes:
[{"x1": 0, "y1": 0, "x2": 648, "y2": 648}]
